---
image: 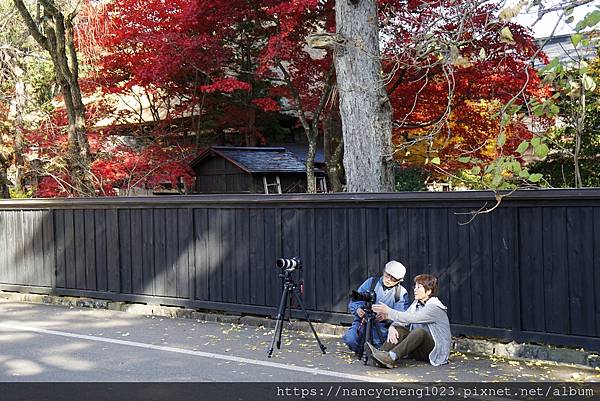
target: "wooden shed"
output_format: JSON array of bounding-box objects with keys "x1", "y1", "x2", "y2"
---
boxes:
[{"x1": 190, "y1": 146, "x2": 326, "y2": 194}]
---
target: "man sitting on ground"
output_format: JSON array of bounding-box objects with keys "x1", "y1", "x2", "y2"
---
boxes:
[
  {"x1": 369, "y1": 274, "x2": 451, "y2": 367},
  {"x1": 342, "y1": 261, "x2": 410, "y2": 355}
]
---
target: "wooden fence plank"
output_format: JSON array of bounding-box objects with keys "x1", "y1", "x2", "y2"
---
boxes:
[
  {"x1": 118, "y1": 209, "x2": 132, "y2": 294},
  {"x1": 249, "y1": 209, "x2": 266, "y2": 306},
  {"x1": 542, "y1": 207, "x2": 569, "y2": 334},
  {"x1": 235, "y1": 209, "x2": 250, "y2": 305},
  {"x1": 365, "y1": 208, "x2": 382, "y2": 277},
  {"x1": 42, "y1": 210, "x2": 55, "y2": 287},
  {"x1": 315, "y1": 208, "x2": 333, "y2": 312},
  {"x1": 469, "y1": 214, "x2": 494, "y2": 328},
  {"x1": 207, "y1": 209, "x2": 222, "y2": 302},
  {"x1": 298, "y1": 208, "x2": 316, "y2": 310},
  {"x1": 221, "y1": 209, "x2": 235, "y2": 303},
  {"x1": 428, "y1": 208, "x2": 450, "y2": 306},
  {"x1": 141, "y1": 209, "x2": 155, "y2": 296},
  {"x1": 165, "y1": 209, "x2": 178, "y2": 298},
  {"x1": 74, "y1": 210, "x2": 87, "y2": 290},
  {"x1": 567, "y1": 207, "x2": 595, "y2": 336},
  {"x1": 54, "y1": 210, "x2": 66, "y2": 288},
  {"x1": 519, "y1": 208, "x2": 545, "y2": 332},
  {"x1": 491, "y1": 208, "x2": 516, "y2": 329},
  {"x1": 95, "y1": 210, "x2": 108, "y2": 292},
  {"x1": 64, "y1": 210, "x2": 76, "y2": 289},
  {"x1": 106, "y1": 209, "x2": 120, "y2": 292},
  {"x1": 263, "y1": 208, "x2": 279, "y2": 306},
  {"x1": 448, "y1": 208, "x2": 471, "y2": 325},
  {"x1": 177, "y1": 208, "x2": 192, "y2": 299},
  {"x1": 153, "y1": 209, "x2": 167, "y2": 297},
  {"x1": 347, "y1": 208, "x2": 367, "y2": 289},
  {"x1": 408, "y1": 208, "x2": 428, "y2": 275},
  {"x1": 31, "y1": 211, "x2": 45, "y2": 286},
  {"x1": 84, "y1": 210, "x2": 97, "y2": 290},
  {"x1": 130, "y1": 209, "x2": 143, "y2": 294},
  {"x1": 594, "y1": 208, "x2": 600, "y2": 337}
]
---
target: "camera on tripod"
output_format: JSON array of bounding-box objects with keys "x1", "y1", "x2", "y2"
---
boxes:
[
  {"x1": 350, "y1": 289, "x2": 377, "y2": 305},
  {"x1": 268, "y1": 256, "x2": 326, "y2": 357},
  {"x1": 276, "y1": 257, "x2": 302, "y2": 272}
]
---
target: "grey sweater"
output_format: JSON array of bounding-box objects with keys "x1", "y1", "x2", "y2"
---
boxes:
[{"x1": 387, "y1": 297, "x2": 451, "y2": 366}]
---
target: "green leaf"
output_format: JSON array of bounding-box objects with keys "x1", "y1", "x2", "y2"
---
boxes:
[
  {"x1": 519, "y1": 169, "x2": 530, "y2": 179},
  {"x1": 517, "y1": 141, "x2": 529, "y2": 154},
  {"x1": 471, "y1": 166, "x2": 481, "y2": 175},
  {"x1": 539, "y1": 57, "x2": 559, "y2": 73},
  {"x1": 497, "y1": 132, "x2": 506, "y2": 147},
  {"x1": 535, "y1": 144, "x2": 550, "y2": 159},
  {"x1": 576, "y1": 10, "x2": 600, "y2": 31},
  {"x1": 528, "y1": 173, "x2": 543, "y2": 183},
  {"x1": 431, "y1": 157, "x2": 441, "y2": 165},
  {"x1": 531, "y1": 137, "x2": 541, "y2": 147},
  {"x1": 571, "y1": 33, "x2": 583, "y2": 47},
  {"x1": 458, "y1": 157, "x2": 471, "y2": 163},
  {"x1": 508, "y1": 161, "x2": 521, "y2": 173},
  {"x1": 532, "y1": 104, "x2": 545, "y2": 117}
]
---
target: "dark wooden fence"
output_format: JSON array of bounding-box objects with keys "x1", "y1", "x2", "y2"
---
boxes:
[{"x1": 0, "y1": 190, "x2": 599, "y2": 351}]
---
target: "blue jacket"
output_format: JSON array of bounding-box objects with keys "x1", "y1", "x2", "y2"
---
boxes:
[
  {"x1": 343, "y1": 277, "x2": 409, "y2": 352},
  {"x1": 348, "y1": 276, "x2": 409, "y2": 317}
]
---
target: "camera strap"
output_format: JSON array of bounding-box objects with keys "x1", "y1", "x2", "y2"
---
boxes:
[{"x1": 368, "y1": 276, "x2": 378, "y2": 293}]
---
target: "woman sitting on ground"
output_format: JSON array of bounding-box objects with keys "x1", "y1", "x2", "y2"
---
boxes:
[{"x1": 369, "y1": 274, "x2": 451, "y2": 368}]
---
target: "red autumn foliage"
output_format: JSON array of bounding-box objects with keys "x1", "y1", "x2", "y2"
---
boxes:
[{"x1": 23, "y1": 0, "x2": 550, "y2": 196}]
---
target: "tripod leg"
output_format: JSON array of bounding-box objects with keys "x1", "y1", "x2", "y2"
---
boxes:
[
  {"x1": 268, "y1": 284, "x2": 291, "y2": 358},
  {"x1": 357, "y1": 321, "x2": 366, "y2": 360},
  {"x1": 291, "y1": 287, "x2": 327, "y2": 354},
  {"x1": 363, "y1": 316, "x2": 372, "y2": 365},
  {"x1": 276, "y1": 287, "x2": 289, "y2": 350}
]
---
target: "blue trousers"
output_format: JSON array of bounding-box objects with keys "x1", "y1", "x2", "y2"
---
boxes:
[{"x1": 342, "y1": 320, "x2": 388, "y2": 353}]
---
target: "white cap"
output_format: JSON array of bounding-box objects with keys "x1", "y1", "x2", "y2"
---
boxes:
[{"x1": 384, "y1": 260, "x2": 406, "y2": 281}]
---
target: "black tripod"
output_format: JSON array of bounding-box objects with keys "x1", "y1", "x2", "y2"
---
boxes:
[
  {"x1": 267, "y1": 270, "x2": 327, "y2": 358},
  {"x1": 357, "y1": 304, "x2": 385, "y2": 365}
]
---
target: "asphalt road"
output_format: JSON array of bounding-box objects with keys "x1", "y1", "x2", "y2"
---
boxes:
[{"x1": 0, "y1": 300, "x2": 598, "y2": 382}]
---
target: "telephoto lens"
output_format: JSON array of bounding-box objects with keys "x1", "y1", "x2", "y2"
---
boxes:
[{"x1": 276, "y1": 257, "x2": 302, "y2": 270}]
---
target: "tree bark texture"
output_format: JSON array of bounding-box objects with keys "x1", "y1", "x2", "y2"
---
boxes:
[
  {"x1": 13, "y1": 0, "x2": 95, "y2": 197},
  {"x1": 324, "y1": 112, "x2": 344, "y2": 192},
  {"x1": 334, "y1": 0, "x2": 394, "y2": 192}
]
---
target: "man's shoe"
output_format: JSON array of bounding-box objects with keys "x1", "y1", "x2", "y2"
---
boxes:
[{"x1": 365, "y1": 342, "x2": 396, "y2": 369}]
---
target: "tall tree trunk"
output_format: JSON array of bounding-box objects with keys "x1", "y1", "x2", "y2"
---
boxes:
[
  {"x1": 324, "y1": 113, "x2": 344, "y2": 192},
  {"x1": 12, "y1": 61, "x2": 26, "y2": 192},
  {"x1": 573, "y1": 84, "x2": 585, "y2": 188},
  {"x1": 0, "y1": 154, "x2": 10, "y2": 198},
  {"x1": 14, "y1": 0, "x2": 95, "y2": 197},
  {"x1": 334, "y1": 0, "x2": 394, "y2": 192},
  {"x1": 305, "y1": 129, "x2": 317, "y2": 193}
]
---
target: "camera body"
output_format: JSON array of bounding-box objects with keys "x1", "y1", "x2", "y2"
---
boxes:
[
  {"x1": 276, "y1": 257, "x2": 302, "y2": 273},
  {"x1": 350, "y1": 289, "x2": 377, "y2": 305}
]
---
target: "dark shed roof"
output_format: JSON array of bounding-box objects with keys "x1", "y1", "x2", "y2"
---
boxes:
[
  {"x1": 191, "y1": 146, "x2": 323, "y2": 173},
  {"x1": 280, "y1": 144, "x2": 325, "y2": 165}
]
